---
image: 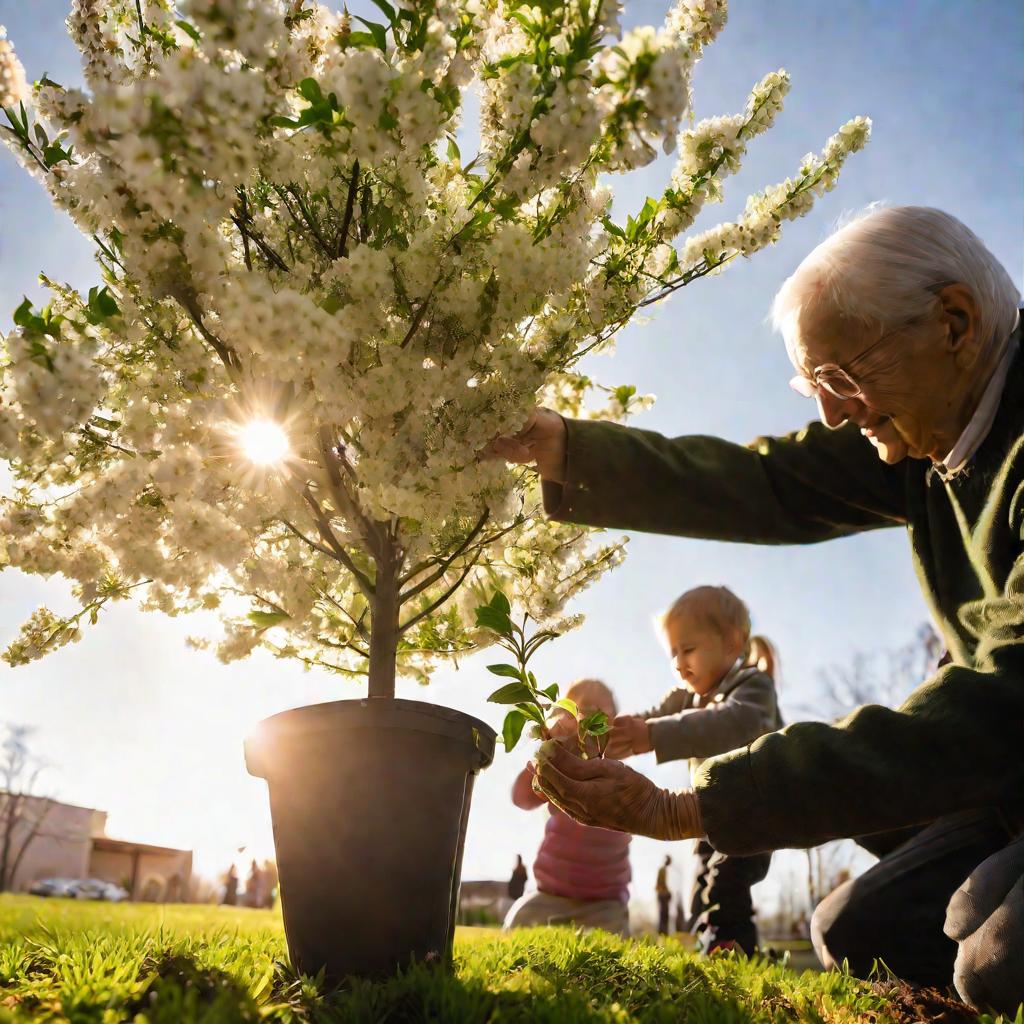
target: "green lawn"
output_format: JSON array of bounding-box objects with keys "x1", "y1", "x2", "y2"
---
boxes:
[{"x1": 0, "y1": 894, "x2": 1003, "y2": 1023}]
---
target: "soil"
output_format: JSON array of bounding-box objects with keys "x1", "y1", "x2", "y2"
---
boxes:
[{"x1": 874, "y1": 979, "x2": 981, "y2": 1024}]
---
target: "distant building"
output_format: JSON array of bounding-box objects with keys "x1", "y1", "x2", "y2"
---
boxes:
[{"x1": 2, "y1": 793, "x2": 192, "y2": 902}]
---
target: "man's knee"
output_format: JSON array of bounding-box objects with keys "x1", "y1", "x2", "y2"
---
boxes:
[{"x1": 811, "y1": 879, "x2": 862, "y2": 972}]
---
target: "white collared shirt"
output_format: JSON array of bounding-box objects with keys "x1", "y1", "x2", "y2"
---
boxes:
[{"x1": 942, "y1": 312, "x2": 1022, "y2": 475}]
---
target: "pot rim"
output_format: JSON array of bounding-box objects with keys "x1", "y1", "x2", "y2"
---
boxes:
[{"x1": 245, "y1": 697, "x2": 497, "y2": 778}]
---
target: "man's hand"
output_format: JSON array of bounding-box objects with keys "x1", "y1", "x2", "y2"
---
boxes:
[
  {"x1": 531, "y1": 742, "x2": 703, "y2": 841},
  {"x1": 486, "y1": 407, "x2": 568, "y2": 483},
  {"x1": 604, "y1": 714, "x2": 653, "y2": 759}
]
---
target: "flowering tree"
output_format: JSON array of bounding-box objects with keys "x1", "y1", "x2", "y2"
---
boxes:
[{"x1": 0, "y1": 2, "x2": 868, "y2": 699}]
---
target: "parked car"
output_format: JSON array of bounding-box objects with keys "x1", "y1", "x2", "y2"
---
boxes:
[
  {"x1": 71, "y1": 878, "x2": 129, "y2": 902},
  {"x1": 28, "y1": 877, "x2": 129, "y2": 901},
  {"x1": 28, "y1": 877, "x2": 78, "y2": 898}
]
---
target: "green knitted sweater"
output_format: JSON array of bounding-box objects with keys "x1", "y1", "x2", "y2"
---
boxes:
[{"x1": 543, "y1": 344, "x2": 1024, "y2": 855}]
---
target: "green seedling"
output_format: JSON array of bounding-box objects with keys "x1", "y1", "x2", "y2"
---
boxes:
[{"x1": 475, "y1": 591, "x2": 610, "y2": 755}]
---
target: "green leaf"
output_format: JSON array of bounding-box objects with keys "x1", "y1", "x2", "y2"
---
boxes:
[
  {"x1": 297, "y1": 78, "x2": 323, "y2": 104},
  {"x1": 541, "y1": 683, "x2": 559, "y2": 701},
  {"x1": 368, "y1": 0, "x2": 397, "y2": 25},
  {"x1": 580, "y1": 710, "x2": 610, "y2": 736},
  {"x1": 175, "y1": 19, "x2": 202, "y2": 43},
  {"x1": 502, "y1": 709, "x2": 527, "y2": 750},
  {"x1": 489, "y1": 591, "x2": 511, "y2": 616},
  {"x1": 486, "y1": 663, "x2": 524, "y2": 679},
  {"x1": 613, "y1": 384, "x2": 637, "y2": 406},
  {"x1": 446, "y1": 136, "x2": 460, "y2": 162},
  {"x1": 353, "y1": 16, "x2": 388, "y2": 52},
  {"x1": 515, "y1": 702, "x2": 546, "y2": 726},
  {"x1": 487, "y1": 681, "x2": 535, "y2": 705},
  {"x1": 346, "y1": 30, "x2": 379, "y2": 49},
  {"x1": 42, "y1": 141, "x2": 73, "y2": 168},
  {"x1": 553, "y1": 698, "x2": 579, "y2": 718},
  {"x1": 475, "y1": 605, "x2": 512, "y2": 636},
  {"x1": 85, "y1": 285, "x2": 119, "y2": 324},
  {"x1": 12, "y1": 298, "x2": 35, "y2": 330},
  {"x1": 248, "y1": 610, "x2": 290, "y2": 630}
]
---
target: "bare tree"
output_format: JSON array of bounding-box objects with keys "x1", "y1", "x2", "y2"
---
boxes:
[
  {"x1": 809, "y1": 623, "x2": 943, "y2": 720},
  {"x1": 0, "y1": 724, "x2": 53, "y2": 892},
  {"x1": 784, "y1": 625, "x2": 944, "y2": 919}
]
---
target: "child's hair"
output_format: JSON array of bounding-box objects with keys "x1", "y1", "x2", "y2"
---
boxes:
[
  {"x1": 565, "y1": 678, "x2": 618, "y2": 716},
  {"x1": 659, "y1": 585, "x2": 778, "y2": 679}
]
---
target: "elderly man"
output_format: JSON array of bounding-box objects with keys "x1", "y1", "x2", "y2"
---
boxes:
[{"x1": 492, "y1": 206, "x2": 1024, "y2": 1012}]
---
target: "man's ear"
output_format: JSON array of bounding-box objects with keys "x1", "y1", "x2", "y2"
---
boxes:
[{"x1": 937, "y1": 282, "x2": 980, "y2": 368}]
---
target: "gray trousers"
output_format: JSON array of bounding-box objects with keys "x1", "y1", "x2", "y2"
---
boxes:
[{"x1": 811, "y1": 809, "x2": 1024, "y2": 1015}]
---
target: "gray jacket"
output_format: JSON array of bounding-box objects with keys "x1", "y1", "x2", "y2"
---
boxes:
[{"x1": 644, "y1": 662, "x2": 783, "y2": 772}]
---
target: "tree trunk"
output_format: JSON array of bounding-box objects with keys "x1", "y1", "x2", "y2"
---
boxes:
[
  {"x1": 0, "y1": 795, "x2": 16, "y2": 892},
  {"x1": 367, "y1": 537, "x2": 400, "y2": 700}
]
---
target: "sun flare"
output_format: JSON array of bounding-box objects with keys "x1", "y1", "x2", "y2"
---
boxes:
[{"x1": 238, "y1": 419, "x2": 290, "y2": 466}]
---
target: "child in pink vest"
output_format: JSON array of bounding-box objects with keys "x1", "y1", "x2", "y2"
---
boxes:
[{"x1": 503, "y1": 678, "x2": 632, "y2": 935}]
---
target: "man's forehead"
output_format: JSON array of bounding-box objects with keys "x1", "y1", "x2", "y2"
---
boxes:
[{"x1": 788, "y1": 303, "x2": 868, "y2": 368}]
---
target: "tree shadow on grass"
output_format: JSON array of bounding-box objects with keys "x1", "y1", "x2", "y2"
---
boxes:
[
  {"x1": 121, "y1": 952, "x2": 264, "y2": 1023},
  {"x1": 268, "y1": 946, "x2": 773, "y2": 1024}
]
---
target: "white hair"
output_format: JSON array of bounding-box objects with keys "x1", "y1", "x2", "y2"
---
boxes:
[{"x1": 771, "y1": 206, "x2": 1020, "y2": 363}]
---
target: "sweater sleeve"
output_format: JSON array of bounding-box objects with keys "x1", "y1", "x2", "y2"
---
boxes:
[
  {"x1": 694, "y1": 545, "x2": 1024, "y2": 855},
  {"x1": 542, "y1": 417, "x2": 907, "y2": 544},
  {"x1": 648, "y1": 674, "x2": 780, "y2": 764},
  {"x1": 511, "y1": 763, "x2": 547, "y2": 810},
  {"x1": 641, "y1": 686, "x2": 691, "y2": 720}
]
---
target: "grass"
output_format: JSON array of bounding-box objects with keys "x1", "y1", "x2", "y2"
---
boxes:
[{"x1": 0, "y1": 894, "x2": 1007, "y2": 1023}]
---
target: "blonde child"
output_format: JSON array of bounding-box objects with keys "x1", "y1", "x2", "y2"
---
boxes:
[
  {"x1": 503, "y1": 678, "x2": 632, "y2": 936},
  {"x1": 606, "y1": 585, "x2": 783, "y2": 953}
]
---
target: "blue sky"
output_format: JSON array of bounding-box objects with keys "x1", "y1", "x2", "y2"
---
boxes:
[{"x1": 1, "y1": 0, "x2": 1022, "y2": 918}]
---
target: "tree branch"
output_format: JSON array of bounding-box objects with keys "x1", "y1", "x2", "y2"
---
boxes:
[
  {"x1": 300, "y1": 484, "x2": 375, "y2": 596},
  {"x1": 173, "y1": 288, "x2": 242, "y2": 377},
  {"x1": 317, "y1": 425, "x2": 382, "y2": 559},
  {"x1": 338, "y1": 160, "x2": 360, "y2": 258},
  {"x1": 280, "y1": 518, "x2": 337, "y2": 561},
  {"x1": 400, "y1": 508, "x2": 489, "y2": 597},
  {"x1": 316, "y1": 588, "x2": 370, "y2": 641},
  {"x1": 400, "y1": 551, "x2": 482, "y2": 634}
]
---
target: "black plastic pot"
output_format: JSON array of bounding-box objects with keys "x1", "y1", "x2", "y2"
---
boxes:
[{"x1": 245, "y1": 697, "x2": 496, "y2": 980}]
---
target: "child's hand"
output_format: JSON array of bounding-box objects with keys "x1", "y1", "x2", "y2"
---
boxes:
[
  {"x1": 604, "y1": 715, "x2": 653, "y2": 759},
  {"x1": 544, "y1": 707, "x2": 579, "y2": 747},
  {"x1": 543, "y1": 708, "x2": 605, "y2": 758}
]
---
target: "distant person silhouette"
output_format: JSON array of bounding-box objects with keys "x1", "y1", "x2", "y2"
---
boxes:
[
  {"x1": 509, "y1": 854, "x2": 528, "y2": 900},
  {"x1": 245, "y1": 859, "x2": 263, "y2": 908},
  {"x1": 657, "y1": 856, "x2": 672, "y2": 936},
  {"x1": 222, "y1": 865, "x2": 238, "y2": 906}
]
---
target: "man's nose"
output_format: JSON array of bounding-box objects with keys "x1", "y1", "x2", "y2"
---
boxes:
[{"x1": 815, "y1": 390, "x2": 860, "y2": 429}]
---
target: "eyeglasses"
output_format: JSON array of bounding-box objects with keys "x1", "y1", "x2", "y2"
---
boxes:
[
  {"x1": 788, "y1": 322, "x2": 910, "y2": 401},
  {"x1": 789, "y1": 286, "x2": 951, "y2": 401}
]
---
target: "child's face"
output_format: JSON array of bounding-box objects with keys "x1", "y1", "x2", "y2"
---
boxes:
[
  {"x1": 567, "y1": 685, "x2": 616, "y2": 719},
  {"x1": 663, "y1": 611, "x2": 742, "y2": 697}
]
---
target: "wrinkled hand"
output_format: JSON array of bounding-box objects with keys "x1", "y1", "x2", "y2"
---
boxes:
[
  {"x1": 485, "y1": 407, "x2": 568, "y2": 483},
  {"x1": 603, "y1": 714, "x2": 653, "y2": 759},
  {"x1": 531, "y1": 742, "x2": 703, "y2": 841}
]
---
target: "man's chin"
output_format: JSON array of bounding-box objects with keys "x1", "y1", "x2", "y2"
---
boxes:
[{"x1": 867, "y1": 433, "x2": 910, "y2": 464}]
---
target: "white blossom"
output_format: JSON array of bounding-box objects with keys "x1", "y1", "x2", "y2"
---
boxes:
[
  {"x1": 0, "y1": 26, "x2": 27, "y2": 108},
  {"x1": 0, "y1": 0, "x2": 870, "y2": 683}
]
